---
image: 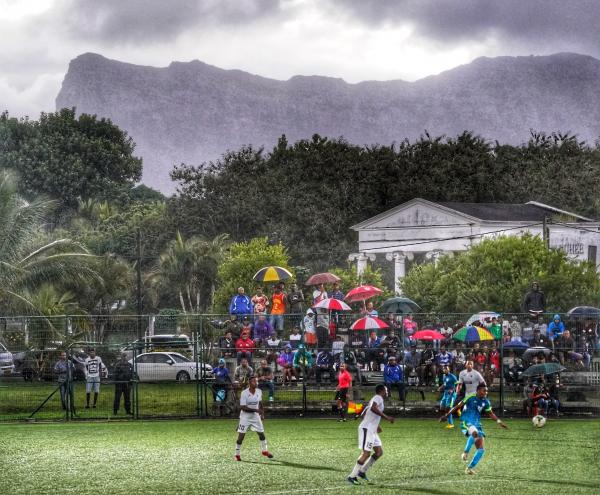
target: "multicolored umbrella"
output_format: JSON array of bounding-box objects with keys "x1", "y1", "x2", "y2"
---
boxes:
[
  {"x1": 304, "y1": 272, "x2": 341, "y2": 286},
  {"x1": 253, "y1": 266, "x2": 293, "y2": 283},
  {"x1": 452, "y1": 326, "x2": 495, "y2": 342},
  {"x1": 313, "y1": 298, "x2": 351, "y2": 311},
  {"x1": 522, "y1": 363, "x2": 566, "y2": 377},
  {"x1": 344, "y1": 285, "x2": 383, "y2": 303},
  {"x1": 350, "y1": 316, "x2": 390, "y2": 331},
  {"x1": 466, "y1": 311, "x2": 501, "y2": 326},
  {"x1": 413, "y1": 329, "x2": 445, "y2": 341}
]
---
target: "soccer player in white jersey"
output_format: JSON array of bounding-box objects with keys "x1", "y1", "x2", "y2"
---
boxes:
[
  {"x1": 235, "y1": 376, "x2": 273, "y2": 461},
  {"x1": 456, "y1": 360, "x2": 486, "y2": 401},
  {"x1": 84, "y1": 349, "x2": 106, "y2": 409},
  {"x1": 347, "y1": 384, "x2": 394, "y2": 485}
]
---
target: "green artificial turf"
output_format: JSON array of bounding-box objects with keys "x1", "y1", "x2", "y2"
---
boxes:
[{"x1": 1, "y1": 418, "x2": 598, "y2": 494}]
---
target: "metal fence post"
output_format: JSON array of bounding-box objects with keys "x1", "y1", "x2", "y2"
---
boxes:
[
  {"x1": 194, "y1": 329, "x2": 201, "y2": 417},
  {"x1": 499, "y1": 339, "x2": 504, "y2": 417}
]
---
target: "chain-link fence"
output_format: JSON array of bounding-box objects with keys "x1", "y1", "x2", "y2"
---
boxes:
[{"x1": 0, "y1": 312, "x2": 598, "y2": 421}]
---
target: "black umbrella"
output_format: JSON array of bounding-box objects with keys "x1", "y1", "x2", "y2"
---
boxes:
[
  {"x1": 566, "y1": 306, "x2": 600, "y2": 319},
  {"x1": 523, "y1": 346, "x2": 552, "y2": 359},
  {"x1": 379, "y1": 297, "x2": 421, "y2": 315}
]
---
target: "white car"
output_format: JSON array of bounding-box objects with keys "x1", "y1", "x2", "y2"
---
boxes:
[
  {"x1": 130, "y1": 352, "x2": 212, "y2": 383},
  {"x1": 0, "y1": 343, "x2": 14, "y2": 376}
]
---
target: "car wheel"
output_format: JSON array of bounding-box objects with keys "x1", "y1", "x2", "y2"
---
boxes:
[
  {"x1": 176, "y1": 371, "x2": 190, "y2": 383},
  {"x1": 22, "y1": 369, "x2": 34, "y2": 381}
]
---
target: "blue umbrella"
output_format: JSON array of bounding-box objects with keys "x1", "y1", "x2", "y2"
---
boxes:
[{"x1": 503, "y1": 341, "x2": 529, "y2": 350}]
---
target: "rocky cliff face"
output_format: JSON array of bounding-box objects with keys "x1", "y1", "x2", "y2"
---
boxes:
[{"x1": 56, "y1": 52, "x2": 600, "y2": 193}]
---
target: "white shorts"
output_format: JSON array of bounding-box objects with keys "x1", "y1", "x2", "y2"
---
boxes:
[
  {"x1": 86, "y1": 377, "x2": 100, "y2": 393},
  {"x1": 358, "y1": 426, "x2": 381, "y2": 452},
  {"x1": 237, "y1": 413, "x2": 264, "y2": 433}
]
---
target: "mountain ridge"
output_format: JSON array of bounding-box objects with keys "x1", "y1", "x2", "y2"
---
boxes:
[{"x1": 56, "y1": 52, "x2": 600, "y2": 193}]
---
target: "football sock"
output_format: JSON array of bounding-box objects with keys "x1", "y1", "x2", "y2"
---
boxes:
[
  {"x1": 448, "y1": 413, "x2": 454, "y2": 425},
  {"x1": 464, "y1": 435, "x2": 475, "y2": 454},
  {"x1": 349, "y1": 461, "x2": 364, "y2": 478},
  {"x1": 468, "y1": 448, "x2": 485, "y2": 468},
  {"x1": 359, "y1": 456, "x2": 377, "y2": 473},
  {"x1": 260, "y1": 440, "x2": 268, "y2": 452},
  {"x1": 235, "y1": 444, "x2": 241, "y2": 456}
]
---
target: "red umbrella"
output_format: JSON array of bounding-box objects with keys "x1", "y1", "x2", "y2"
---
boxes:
[
  {"x1": 413, "y1": 329, "x2": 445, "y2": 341},
  {"x1": 313, "y1": 298, "x2": 351, "y2": 311},
  {"x1": 350, "y1": 316, "x2": 390, "y2": 331},
  {"x1": 344, "y1": 285, "x2": 383, "y2": 303},
  {"x1": 305, "y1": 272, "x2": 341, "y2": 286}
]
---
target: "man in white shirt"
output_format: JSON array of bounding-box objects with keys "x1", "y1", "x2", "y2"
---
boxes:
[
  {"x1": 347, "y1": 384, "x2": 394, "y2": 485},
  {"x1": 84, "y1": 349, "x2": 106, "y2": 409},
  {"x1": 235, "y1": 376, "x2": 273, "y2": 461},
  {"x1": 456, "y1": 360, "x2": 486, "y2": 401}
]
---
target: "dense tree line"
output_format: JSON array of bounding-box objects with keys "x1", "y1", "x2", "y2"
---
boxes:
[{"x1": 171, "y1": 132, "x2": 600, "y2": 270}]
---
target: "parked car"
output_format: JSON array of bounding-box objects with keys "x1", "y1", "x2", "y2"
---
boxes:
[
  {"x1": 13, "y1": 349, "x2": 87, "y2": 381},
  {"x1": 130, "y1": 352, "x2": 212, "y2": 383},
  {"x1": 0, "y1": 342, "x2": 14, "y2": 376}
]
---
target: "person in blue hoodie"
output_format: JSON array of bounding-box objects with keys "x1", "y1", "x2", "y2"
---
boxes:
[
  {"x1": 383, "y1": 355, "x2": 405, "y2": 400},
  {"x1": 547, "y1": 314, "x2": 565, "y2": 344},
  {"x1": 229, "y1": 287, "x2": 253, "y2": 316}
]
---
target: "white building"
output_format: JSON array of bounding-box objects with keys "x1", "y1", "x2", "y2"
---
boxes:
[{"x1": 350, "y1": 198, "x2": 600, "y2": 294}]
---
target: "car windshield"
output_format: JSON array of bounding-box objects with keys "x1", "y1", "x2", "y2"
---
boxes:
[{"x1": 170, "y1": 354, "x2": 190, "y2": 363}]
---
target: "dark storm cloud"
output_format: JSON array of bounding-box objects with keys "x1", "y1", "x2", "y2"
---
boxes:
[
  {"x1": 329, "y1": 0, "x2": 600, "y2": 53},
  {"x1": 64, "y1": 0, "x2": 284, "y2": 42}
]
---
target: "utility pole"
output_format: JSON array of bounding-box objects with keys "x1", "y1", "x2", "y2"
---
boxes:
[
  {"x1": 543, "y1": 217, "x2": 550, "y2": 250},
  {"x1": 136, "y1": 227, "x2": 143, "y2": 340}
]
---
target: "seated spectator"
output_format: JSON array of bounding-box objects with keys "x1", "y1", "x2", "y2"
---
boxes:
[
  {"x1": 384, "y1": 356, "x2": 405, "y2": 401},
  {"x1": 436, "y1": 347, "x2": 453, "y2": 382},
  {"x1": 240, "y1": 317, "x2": 253, "y2": 338},
  {"x1": 303, "y1": 309, "x2": 317, "y2": 348},
  {"x1": 337, "y1": 345, "x2": 360, "y2": 382},
  {"x1": 277, "y1": 344, "x2": 296, "y2": 386},
  {"x1": 251, "y1": 287, "x2": 269, "y2": 315},
  {"x1": 233, "y1": 358, "x2": 254, "y2": 388},
  {"x1": 530, "y1": 327, "x2": 550, "y2": 347},
  {"x1": 218, "y1": 331, "x2": 236, "y2": 358},
  {"x1": 225, "y1": 315, "x2": 241, "y2": 340},
  {"x1": 404, "y1": 346, "x2": 422, "y2": 384},
  {"x1": 229, "y1": 287, "x2": 253, "y2": 317},
  {"x1": 289, "y1": 326, "x2": 302, "y2": 349},
  {"x1": 522, "y1": 318, "x2": 534, "y2": 343},
  {"x1": 488, "y1": 347, "x2": 500, "y2": 380},
  {"x1": 538, "y1": 378, "x2": 561, "y2": 416},
  {"x1": 420, "y1": 344, "x2": 437, "y2": 385},
  {"x1": 439, "y1": 321, "x2": 454, "y2": 344},
  {"x1": 535, "y1": 317, "x2": 548, "y2": 336},
  {"x1": 235, "y1": 333, "x2": 256, "y2": 364},
  {"x1": 266, "y1": 331, "x2": 281, "y2": 369},
  {"x1": 474, "y1": 350, "x2": 487, "y2": 373},
  {"x1": 315, "y1": 348, "x2": 334, "y2": 383},
  {"x1": 211, "y1": 358, "x2": 231, "y2": 410},
  {"x1": 366, "y1": 331, "x2": 384, "y2": 371},
  {"x1": 403, "y1": 314, "x2": 418, "y2": 345},
  {"x1": 555, "y1": 329, "x2": 576, "y2": 365},
  {"x1": 380, "y1": 330, "x2": 401, "y2": 360},
  {"x1": 509, "y1": 315, "x2": 523, "y2": 342},
  {"x1": 331, "y1": 335, "x2": 345, "y2": 360},
  {"x1": 253, "y1": 314, "x2": 273, "y2": 346},
  {"x1": 547, "y1": 314, "x2": 565, "y2": 344},
  {"x1": 293, "y1": 343, "x2": 314, "y2": 381},
  {"x1": 575, "y1": 332, "x2": 593, "y2": 369},
  {"x1": 361, "y1": 301, "x2": 378, "y2": 317},
  {"x1": 256, "y1": 359, "x2": 275, "y2": 401}
]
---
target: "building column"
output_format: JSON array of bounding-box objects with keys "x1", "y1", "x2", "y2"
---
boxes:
[
  {"x1": 385, "y1": 251, "x2": 413, "y2": 295},
  {"x1": 348, "y1": 252, "x2": 376, "y2": 277}
]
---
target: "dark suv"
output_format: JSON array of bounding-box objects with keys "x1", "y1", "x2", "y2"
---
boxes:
[{"x1": 13, "y1": 349, "x2": 87, "y2": 381}]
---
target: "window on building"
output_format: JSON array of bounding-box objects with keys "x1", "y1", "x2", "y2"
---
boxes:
[{"x1": 588, "y1": 245, "x2": 597, "y2": 264}]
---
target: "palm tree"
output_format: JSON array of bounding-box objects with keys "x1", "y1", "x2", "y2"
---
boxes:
[
  {"x1": 0, "y1": 171, "x2": 99, "y2": 315},
  {"x1": 149, "y1": 231, "x2": 228, "y2": 313}
]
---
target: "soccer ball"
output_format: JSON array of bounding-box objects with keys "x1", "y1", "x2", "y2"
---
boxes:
[{"x1": 532, "y1": 415, "x2": 546, "y2": 428}]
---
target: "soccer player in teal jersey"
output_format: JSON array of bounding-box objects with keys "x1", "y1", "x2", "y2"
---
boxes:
[
  {"x1": 438, "y1": 365, "x2": 458, "y2": 429},
  {"x1": 440, "y1": 383, "x2": 508, "y2": 474}
]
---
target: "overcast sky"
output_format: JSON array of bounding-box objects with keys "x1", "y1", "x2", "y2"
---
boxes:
[{"x1": 1, "y1": 0, "x2": 598, "y2": 117}]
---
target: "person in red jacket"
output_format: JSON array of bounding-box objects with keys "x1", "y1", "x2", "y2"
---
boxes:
[{"x1": 235, "y1": 333, "x2": 256, "y2": 365}]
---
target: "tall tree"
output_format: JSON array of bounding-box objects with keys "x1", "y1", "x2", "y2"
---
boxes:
[{"x1": 0, "y1": 109, "x2": 142, "y2": 207}]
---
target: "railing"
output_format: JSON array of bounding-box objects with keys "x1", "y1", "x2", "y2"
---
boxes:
[{"x1": 0, "y1": 312, "x2": 598, "y2": 421}]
